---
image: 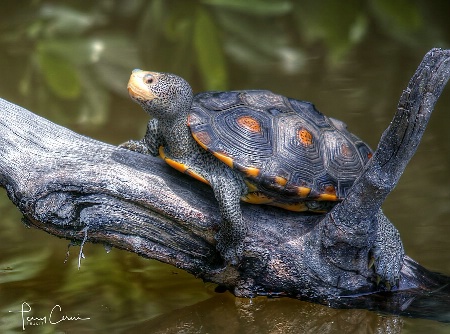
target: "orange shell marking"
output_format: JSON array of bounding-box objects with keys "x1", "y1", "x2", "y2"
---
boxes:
[
  {"x1": 272, "y1": 202, "x2": 308, "y2": 212},
  {"x1": 242, "y1": 166, "x2": 260, "y2": 178},
  {"x1": 317, "y1": 193, "x2": 338, "y2": 201},
  {"x1": 274, "y1": 176, "x2": 288, "y2": 186},
  {"x1": 297, "y1": 128, "x2": 313, "y2": 146},
  {"x1": 212, "y1": 151, "x2": 234, "y2": 168},
  {"x1": 244, "y1": 180, "x2": 258, "y2": 192},
  {"x1": 317, "y1": 185, "x2": 338, "y2": 201},
  {"x1": 192, "y1": 130, "x2": 211, "y2": 147},
  {"x1": 241, "y1": 192, "x2": 273, "y2": 204},
  {"x1": 237, "y1": 116, "x2": 262, "y2": 133},
  {"x1": 159, "y1": 146, "x2": 210, "y2": 185},
  {"x1": 297, "y1": 186, "x2": 311, "y2": 198}
]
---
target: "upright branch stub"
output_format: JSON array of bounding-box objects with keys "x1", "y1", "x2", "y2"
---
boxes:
[
  {"x1": 319, "y1": 48, "x2": 450, "y2": 289},
  {"x1": 333, "y1": 48, "x2": 450, "y2": 225},
  {"x1": 0, "y1": 49, "x2": 448, "y2": 302}
]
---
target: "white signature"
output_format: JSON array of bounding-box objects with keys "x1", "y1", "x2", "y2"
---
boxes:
[{"x1": 9, "y1": 302, "x2": 91, "y2": 330}]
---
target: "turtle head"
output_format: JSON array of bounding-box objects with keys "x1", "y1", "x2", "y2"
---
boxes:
[{"x1": 127, "y1": 69, "x2": 193, "y2": 120}]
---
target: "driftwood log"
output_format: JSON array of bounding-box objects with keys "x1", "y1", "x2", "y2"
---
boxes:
[{"x1": 0, "y1": 49, "x2": 449, "y2": 316}]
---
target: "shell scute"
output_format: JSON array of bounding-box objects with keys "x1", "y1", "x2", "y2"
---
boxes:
[{"x1": 189, "y1": 90, "x2": 372, "y2": 207}]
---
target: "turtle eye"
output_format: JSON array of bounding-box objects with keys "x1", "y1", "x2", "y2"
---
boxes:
[{"x1": 144, "y1": 74, "x2": 154, "y2": 85}]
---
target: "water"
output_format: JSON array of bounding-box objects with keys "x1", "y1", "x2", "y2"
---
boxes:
[{"x1": 0, "y1": 1, "x2": 449, "y2": 332}]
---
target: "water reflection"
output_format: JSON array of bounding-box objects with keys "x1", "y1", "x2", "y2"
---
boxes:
[
  {"x1": 131, "y1": 294, "x2": 406, "y2": 333},
  {"x1": 0, "y1": 0, "x2": 449, "y2": 333}
]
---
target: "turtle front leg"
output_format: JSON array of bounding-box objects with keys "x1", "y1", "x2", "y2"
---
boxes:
[
  {"x1": 120, "y1": 118, "x2": 162, "y2": 156},
  {"x1": 211, "y1": 170, "x2": 248, "y2": 266}
]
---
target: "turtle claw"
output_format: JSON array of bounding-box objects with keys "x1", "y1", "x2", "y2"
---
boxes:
[
  {"x1": 369, "y1": 256, "x2": 397, "y2": 290},
  {"x1": 374, "y1": 276, "x2": 394, "y2": 290},
  {"x1": 370, "y1": 247, "x2": 403, "y2": 289},
  {"x1": 385, "y1": 281, "x2": 392, "y2": 291},
  {"x1": 370, "y1": 251, "x2": 403, "y2": 289},
  {"x1": 375, "y1": 275, "x2": 381, "y2": 286},
  {"x1": 119, "y1": 140, "x2": 150, "y2": 155},
  {"x1": 370, "y1": 213, "x2": 405, "y2": 289}
]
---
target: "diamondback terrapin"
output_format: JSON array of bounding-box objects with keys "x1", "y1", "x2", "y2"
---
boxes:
[{"x1": 123, "y1": 70, "x2": 373, "y2": 265}]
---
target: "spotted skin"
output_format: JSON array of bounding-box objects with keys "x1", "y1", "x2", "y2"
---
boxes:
[
  {"x1": 123, "y1": 70, "x2": 247, "y2": 264},
  {"x1": 121, "y1": 70, "x2": 398, "y2": 277}
]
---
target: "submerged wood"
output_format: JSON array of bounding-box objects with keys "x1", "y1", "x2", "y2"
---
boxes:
[{"x1": 0, "y1": 49, "x2": 449, "y2": 313}]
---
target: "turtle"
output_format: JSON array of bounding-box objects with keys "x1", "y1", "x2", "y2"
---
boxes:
[{"x1": 122, "y1": 69, "x2": 373, "y2": 266}]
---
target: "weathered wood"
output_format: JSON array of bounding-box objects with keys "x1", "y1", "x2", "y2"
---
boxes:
[{"x1": 0, "y1": 49, "x2": 449, "y2": 311}]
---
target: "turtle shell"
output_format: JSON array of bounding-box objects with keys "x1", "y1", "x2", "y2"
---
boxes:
[{"x1": 188, "y1": 90, "x2": 372, "y2": 211}]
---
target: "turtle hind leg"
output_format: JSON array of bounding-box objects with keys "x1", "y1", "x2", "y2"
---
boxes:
[
  {"x1": 211, "y1": 169, "x2": 247, "y2": 265},
  {"x1": 370, "y1": 210, "x2": 404, "y2": 288}
]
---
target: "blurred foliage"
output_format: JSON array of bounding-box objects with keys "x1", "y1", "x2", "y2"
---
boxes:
[
  {"x1": 0, "y1": 1, "x2": 141, "y2": 125},
  {"x1": 293, "y1": 0, "x2": 369, "y2": 61},
  {"x1": 0, "y1": 0, "x2": 448, "y2": 125}
]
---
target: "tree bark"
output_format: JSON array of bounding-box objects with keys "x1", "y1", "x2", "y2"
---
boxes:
[{"x1": 0, "y1": 49, "x2": 449, "y2": 311}]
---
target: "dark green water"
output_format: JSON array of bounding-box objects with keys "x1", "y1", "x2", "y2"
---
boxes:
[{"x1": 0, "y1": 1, "x2": 449, "y2": 332}]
